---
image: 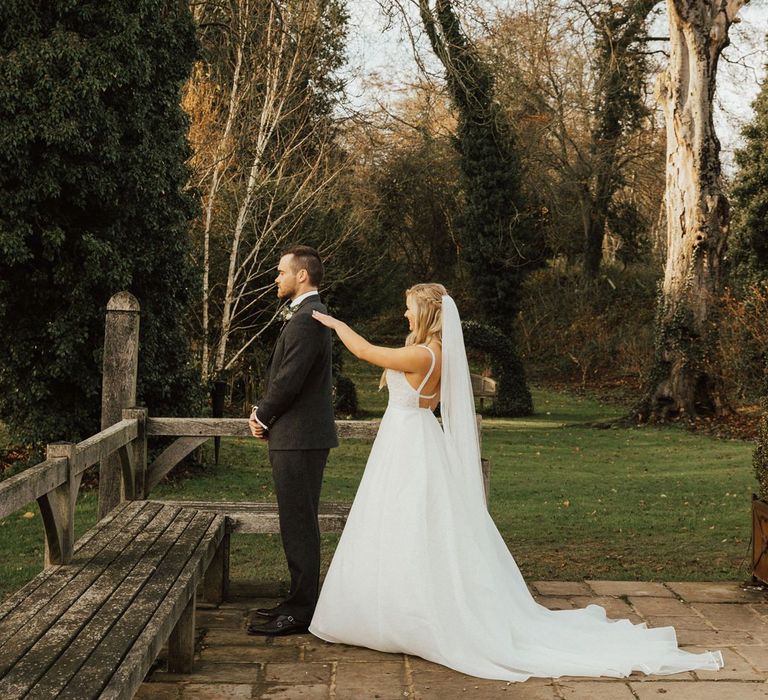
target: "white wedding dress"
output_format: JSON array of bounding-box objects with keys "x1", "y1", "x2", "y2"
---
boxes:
[{"x1": 309, "y1": 297, "x2": 723, "y2": 682}]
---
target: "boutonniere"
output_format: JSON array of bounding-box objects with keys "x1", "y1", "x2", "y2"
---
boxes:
[{"x1": 278, "y1": 303, "x2": 296, "y2": 322}]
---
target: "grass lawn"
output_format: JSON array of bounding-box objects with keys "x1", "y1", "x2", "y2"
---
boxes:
[{"x1": 0, "y1": 354, "x2": 756, "y2": 601}]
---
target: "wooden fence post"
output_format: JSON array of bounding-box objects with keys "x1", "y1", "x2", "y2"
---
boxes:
[
  {"x1": 99, "y1": 292, "x2": 140, "y2": 519},
  {"x1": 38, "y1": 442, "x2": 79, "y2": 566},
  {"x1": 122, "y1": 407, "x2": 148, "y2": 499}
]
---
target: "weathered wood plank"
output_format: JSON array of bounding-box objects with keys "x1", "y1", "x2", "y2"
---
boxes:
[
  {"x1": 62, "y1": 513, "x2": 225, "y2": 700},
  {"x1": 146, "y1": 417, "x2": 248, "y2": 437},
  {"x1": 0, "y1": 500, "x2": 141, "y2": 632},
  {"x1": 22, "y1": 506, "x2": 196, "y2": 699},
  {"x1": 75, "y1": 419, "x2": 138, "y2": 477},
  {"x1": 0, "y1": 503, "x2": 177, "y2": 693},
  {"x1": 0, "y1": 501, "x2": 162, "y2": 673},
  {"x1": 145, "y1": 436, "x2": 209, "y2": 494},
  {"x1": 203, "y1": 532, "x2": 229, "y2": 604},
  {"x1": 155, "y1": 500, "x2": 350, "y2": 534},
  {"x1": 38, "y1": 442, "x2": 80, "y2": 567},
  {"x1": 144, "y1": 416, "x2": 484, "y2": 442},
  {"x1": 336, "y1": 419, "x2": 380, "y2": 440},
  {"x1": 167, "y1": 591, "x2": 196, "y2": 673},
  {"x1": 0, "y1": 457, "x2": 67, "y2": 521},
  {"x1": 146, "y1": 417, "x2": 382, "y2": 440},
  {"x1": 97, "y1": 514, "x2": 226, "y2": 700},
  {"x1": 123, "y1": 407, "x2": 148, "y2": 499}
]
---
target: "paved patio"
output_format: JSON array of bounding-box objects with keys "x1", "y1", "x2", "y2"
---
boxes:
[{"x1": 140, "y1": 580, "x2": 768, "y2": 699}]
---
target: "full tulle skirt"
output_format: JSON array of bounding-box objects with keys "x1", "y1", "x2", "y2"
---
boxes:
[{"x1": 309, "y1": 405, "x2": 723, "y2": 682}]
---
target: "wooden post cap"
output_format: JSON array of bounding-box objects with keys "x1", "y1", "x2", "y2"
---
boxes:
[{"x1": 106, "y1": 291, "x2": 140, "y2": 313}]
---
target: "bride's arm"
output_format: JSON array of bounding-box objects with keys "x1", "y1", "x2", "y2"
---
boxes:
[{"x1": 312, "y1": 310, "x2": 431, "y2": 374}]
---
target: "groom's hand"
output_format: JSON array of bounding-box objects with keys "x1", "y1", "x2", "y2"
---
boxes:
[
  {"x1": 249, "y1": 407, "x2": 268, "y2": 441},
  {"x1": 249, "y1": 417, "x2": 268, "y2": 440}
]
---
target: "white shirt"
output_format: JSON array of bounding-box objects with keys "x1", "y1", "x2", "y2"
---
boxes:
[{"x1": 290, "y1": 289, "x2": 319, "y2": 308}]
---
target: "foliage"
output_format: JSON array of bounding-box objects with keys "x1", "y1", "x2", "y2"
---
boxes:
[
  {"x1": 718, "y1": 284, "x2": 768, "y2": 402},
  {"x1": 374, "y1": 133, "x2": 462, "y2": 283},
  {"x1": 420, "y1": 1, "x2": 544, "y2": 330},
  {"x1": 487, "y1": 0, "x2": 661, "y2": 277},
  {"x1": 730, "y1": 51, "x2": 768, "y2": 282},
  {"x1": 519, "y1": 261, "x2": 659, "y2": 387},
  {"x1": 419, "y1": 0, "x2": 540, "y2": 416},
  {"x1": 0, "y1": 0, "x2": 203, "y2": 455},
  {"x1": 755, "y1": 415, "x2": 768, "y2": 502},
  {"x1": 331, "y1": 337, "x2": 358, "y2": 418},
  {"x1": 462, "y1": 321, "x2": 533, "y2": 417},
  {"x1": 333, "y1": 374, "x2": 359, "y2": 418}
]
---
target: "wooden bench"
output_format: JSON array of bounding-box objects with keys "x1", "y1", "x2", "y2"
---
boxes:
[
  {"x1": 0, "y1": 412, "x2": 488, "y2": 698},
  {"x1": 0, "y1": 415, "x2": 228, "y2": 699},
  {"x1": 471, "y1": 373, "x2": 497, "y2": 411}
]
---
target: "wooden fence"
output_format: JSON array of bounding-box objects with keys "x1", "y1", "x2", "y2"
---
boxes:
[{"x1": 0, "y1": 292, "x2": 490, "y2": 572}]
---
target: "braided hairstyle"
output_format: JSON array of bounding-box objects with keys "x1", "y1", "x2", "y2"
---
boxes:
[{"x1": 380, "y1": 283, "x2": 447, "y2": 389}]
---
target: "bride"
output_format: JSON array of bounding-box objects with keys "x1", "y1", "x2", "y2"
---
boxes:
[{"x1": 309, "y1": 283, "x2": 723, "y2": 682}]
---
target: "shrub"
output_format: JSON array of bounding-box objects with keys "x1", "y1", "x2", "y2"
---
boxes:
[
  {"x1": 0, "y1": 1, "x2": 203, "y2": 456},
  {"x1": 462, "y1": 321, "x2": 533, "y2": 417},
  {"x1": 518, "y1": 261, "x2": 659, "y2": 387},
  {"x1": 719, "y1": 284, "x2": 768, "y2": 402}
]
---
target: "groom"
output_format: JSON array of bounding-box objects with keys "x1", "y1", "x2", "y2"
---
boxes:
[{"x1": 247, "y1": 245, "x2": 338, "y2": 636}]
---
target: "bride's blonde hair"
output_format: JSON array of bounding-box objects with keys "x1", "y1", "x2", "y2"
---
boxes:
[
  {"x1": 404, "y1": 283, "x2": 446, "y2": 347},
  {"x1": 380, "y1": 283, "x2": 447, "y2": 389}
]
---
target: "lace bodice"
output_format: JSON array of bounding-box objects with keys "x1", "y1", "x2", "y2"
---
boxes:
[{"x1": 385, "y1": 346, "x2": 437, "y2": 410}]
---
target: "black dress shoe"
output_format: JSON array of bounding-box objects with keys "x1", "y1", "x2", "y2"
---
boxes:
[
  {"x1": 252, "y1": 604, "x2": 285, "y2": 619},
  {"x1": 246, "y1": 614, "x2": 309, "y2": 636}
]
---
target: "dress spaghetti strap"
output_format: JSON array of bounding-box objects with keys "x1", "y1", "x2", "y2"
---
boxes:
[{"x1": 417, "y1": 345, "x2": 437, "y2": 399}]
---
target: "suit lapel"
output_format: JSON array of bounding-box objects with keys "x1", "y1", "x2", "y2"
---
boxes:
[{"x1": 265, "y1": 294, "x2": 321, "y2": 376}]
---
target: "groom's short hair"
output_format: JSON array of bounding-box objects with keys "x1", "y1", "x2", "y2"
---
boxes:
[{"x1": 284, "y1": 245, "x2": 324, "y2": 286}]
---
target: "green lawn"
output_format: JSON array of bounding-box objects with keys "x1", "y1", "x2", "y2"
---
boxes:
[{"x1": 0, "y1": 354, "x2": 756, "y2": 601}]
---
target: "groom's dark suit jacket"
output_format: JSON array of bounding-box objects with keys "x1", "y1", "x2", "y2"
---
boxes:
[{"x1": 255, "y1": 295, "x2": 338, "y2": 451}]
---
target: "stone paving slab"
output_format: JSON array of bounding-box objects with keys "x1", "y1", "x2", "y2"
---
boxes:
[
  {"x1": 629, "y1": 595, "x2": 693, "y2": 618},
  {"x1": 586, "y1": 580, "x2": 675, "y2": 597},
  {"x1": 532, "y1": 581, "x2": 593, "y2": 597},
  {"x1": 667, "y1": 581, "x2": 767, "y2": 603},
  {"x1": 631, "y1": 681, "x2": 768, "y2": 698},
  {"x1": 140, "y1": 581, "x2": 768, "y2": 699}
]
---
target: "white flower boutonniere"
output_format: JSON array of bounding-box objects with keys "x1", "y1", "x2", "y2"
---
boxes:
[{"x1": 278, "y1": 303, "x2": 296, "y2": 323}]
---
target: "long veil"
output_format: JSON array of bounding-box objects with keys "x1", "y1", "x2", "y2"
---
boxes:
[{"x1": 439, "y1": 295, "x2": 487, "y2": 507}]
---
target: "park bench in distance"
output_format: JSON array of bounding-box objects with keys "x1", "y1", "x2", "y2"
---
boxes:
[{"x1": 0, "y1": 416, "x2": 228, "y2": 699}]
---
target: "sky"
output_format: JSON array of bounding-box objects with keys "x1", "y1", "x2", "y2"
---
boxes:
[{"x1": 342, "y1": 0, "x2": 768, "y2": 171}]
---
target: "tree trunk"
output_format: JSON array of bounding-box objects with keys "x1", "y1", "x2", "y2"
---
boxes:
[{"x1": 639, "y1": 0, "x2": 745, "y2": 420}]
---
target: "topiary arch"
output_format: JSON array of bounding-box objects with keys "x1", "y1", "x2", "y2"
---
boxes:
[{"x1": 462, "y1": 320, "x2": 533, "y2": 417}]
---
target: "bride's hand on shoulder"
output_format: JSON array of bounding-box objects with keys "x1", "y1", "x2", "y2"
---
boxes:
[{"x1": 312, "y1": 309, "x2": 342, "y2": 330}]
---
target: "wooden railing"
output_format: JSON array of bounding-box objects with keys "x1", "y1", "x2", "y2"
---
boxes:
[
  {"x1": 0, "y1": 292, "x2": 491, "y2": 574},
  {"x1": 0, "y1": 410, "x2": 143, "y2": 566}
]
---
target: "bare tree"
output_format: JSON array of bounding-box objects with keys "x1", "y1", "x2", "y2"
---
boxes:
[{"x1": 185, "y1": 0, "x2": 352, "y2": 383}]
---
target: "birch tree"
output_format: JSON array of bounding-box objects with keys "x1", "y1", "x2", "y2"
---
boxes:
[
  {"x1": 186, "y1": 0, "x2": 350, "y2": 383},
  {"x1": 639, "y1": 0, "x2": 748, "y2": 419}
]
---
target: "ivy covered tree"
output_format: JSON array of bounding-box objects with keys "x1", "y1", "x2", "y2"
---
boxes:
[
  {"x1": 580, "y1": 0, "x2": 656, "y2": 278},
  {"x1": 419, "y1": 0, "x2": 539, "y2": 416},
  {"x1": 0, "y1": 1, "x2": 203, "y2": 455}
]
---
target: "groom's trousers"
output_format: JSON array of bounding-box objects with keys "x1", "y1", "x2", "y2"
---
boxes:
[{"x1": 269, "y1": 448, "x2": 329, "y2": 622}]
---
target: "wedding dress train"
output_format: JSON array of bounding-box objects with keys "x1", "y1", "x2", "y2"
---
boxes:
[{"x1": 309, "y1": 298, "x2": 723, "y2": 682}]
